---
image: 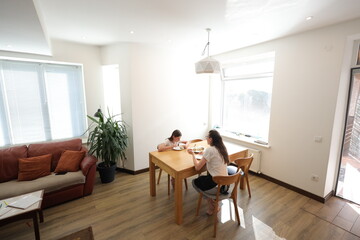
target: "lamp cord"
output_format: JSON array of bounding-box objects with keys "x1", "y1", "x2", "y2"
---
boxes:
[
  {"x1": 201, "y1": 42, "x2": 210, "y2": 56},
  {"x1": 201, "y1": 28, "x2": 211, "y2": 57}
]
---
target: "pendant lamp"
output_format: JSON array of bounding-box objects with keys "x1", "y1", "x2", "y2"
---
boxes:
[{"x1": 195, "y1": 28, "x2": 220, "y2": 74}]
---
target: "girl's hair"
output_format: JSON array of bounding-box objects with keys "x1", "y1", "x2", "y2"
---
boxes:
[
  {"x1": 208, "y1": 129, "x2": 229, "y2": 164},
  {"x1": 168, "y1": 129, "x2": 182, "y2": 141}
]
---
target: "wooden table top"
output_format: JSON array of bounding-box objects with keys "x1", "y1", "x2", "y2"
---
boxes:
[{"x1": 150, "y1": 140, "x2": 248, "y2": 173}]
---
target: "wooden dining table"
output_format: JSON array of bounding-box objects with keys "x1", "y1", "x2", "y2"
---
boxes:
[{"x1": 149, "y1": 140, "x2": 248, "y2": 225}]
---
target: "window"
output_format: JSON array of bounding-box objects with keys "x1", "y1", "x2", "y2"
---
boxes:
[
  {"x1": 0, "y1": 58, "x2": 87, "y2": 146},
  {"x1": 213, "y1": 52, "x2": 275, "y2": 142}
]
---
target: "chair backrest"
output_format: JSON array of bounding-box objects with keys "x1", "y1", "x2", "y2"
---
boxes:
[
  {"x1": 234, "y1": 153, "x2": 254, "y2": 173},
  {"x1": 189, "y1": 139, "x2": 203, "y2": 143},
  {"x1": 212, "y1": 171, "x2": 242, "y2": 198}
]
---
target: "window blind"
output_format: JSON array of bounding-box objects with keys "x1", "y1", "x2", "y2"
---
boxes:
[{"x1": 0, "y1": 59, "x2": 87, "y2": 146}]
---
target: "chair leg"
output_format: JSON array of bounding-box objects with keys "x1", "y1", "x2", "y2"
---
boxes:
[
  {"x1": 167, "y1": 174, "x2": 170, "y2": 196},
  {"x1": 245, "y1": 174, "x2": 251, "y2": 198},
  {"x1": 213, "y1": 199, "x2": 219, "y2": 238},
  {"x1": 196, "y1": 193, "x2": 203, "y2": 216},
  {"x1": 184, "y1": 178, "x2": 188, "y2": 190},
  {"x1": 157, "y1": 168, "x2": 162, "y2": 185},
  {"x1": 239, "y1": 175, "x2": 244, "y2": 190},
  {"x1": 232, "y1": 196, "x2": 240, "y2": 225}
]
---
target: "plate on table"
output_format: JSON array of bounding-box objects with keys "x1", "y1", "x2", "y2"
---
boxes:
[{"x1": 173, "y1": 146, "x2": 182, "y2": 151}]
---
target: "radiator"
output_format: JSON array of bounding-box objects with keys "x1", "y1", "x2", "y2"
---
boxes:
[{"x1": 248, "y1": 148, "x2": 261, "y2": 173}]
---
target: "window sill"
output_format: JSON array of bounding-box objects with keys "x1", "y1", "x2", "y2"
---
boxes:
[{"x1": 218, "y1": 130, "x2": 271, "y2": 149}]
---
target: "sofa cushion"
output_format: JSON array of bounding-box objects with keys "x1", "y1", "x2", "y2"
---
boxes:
[
  {"x1": 0, "y1": 145, "x2": 27, "y2": 183},
  {"x1": 55, "y1": 150, "x2": 86, "y2": 173},
  {"x1": 18, "y1": 154, "x2": 52, "y2": 181},
  {"x1": 0, "y1": 171, "x2": 86, "y2": 200},
  {"x1": 28, "y1": 139, "x2": 82, "y2": 171}
]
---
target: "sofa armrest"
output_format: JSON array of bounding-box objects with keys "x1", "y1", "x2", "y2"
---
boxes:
[{"x1": 81, "y1": 155, "x2": 97, "y2": 176}]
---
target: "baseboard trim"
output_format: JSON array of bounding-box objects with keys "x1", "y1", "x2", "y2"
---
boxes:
[
  {"x1": 324, "y1": 190, "x2": 335, "y2": 202},
  {"x1": 118, "y1": 167, "x2": 332, "y2": 203},
  {"x1": 117, "y1": 167, "x2": 150, "y2": 175},
  {"x1": 255, "y1": 172, "x2": 331, "y2": 203}
]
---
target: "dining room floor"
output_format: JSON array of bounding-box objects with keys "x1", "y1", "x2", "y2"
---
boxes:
[{"x1": 0, "y1": 170, "x2": 360, "y2": 240}]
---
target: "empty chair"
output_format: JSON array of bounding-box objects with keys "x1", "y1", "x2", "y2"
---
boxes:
[
  {"x1": 233, "y1": 154, "x2": 254, "y2": 197},
  {"x1": 157, "y1": 170, "x2": 188, "y2": 196},
  {"x1": 195, "y1": 170, "x2": 242, "y2": 237},
  {"x1": 189, "y1": 139, "x2": 203, "y2": 143}
]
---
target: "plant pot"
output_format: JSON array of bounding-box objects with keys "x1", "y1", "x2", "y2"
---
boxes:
[{"x1": 97, "y1": 162, "x2": 117, "y2": 183}]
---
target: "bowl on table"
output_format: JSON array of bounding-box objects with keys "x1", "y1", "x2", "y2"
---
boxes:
[{"x1": 193, "y1": 146, "x2": 205, "y2": 154}]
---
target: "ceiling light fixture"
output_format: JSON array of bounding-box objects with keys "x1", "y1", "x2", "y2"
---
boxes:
[
  {"x1": 306, "y1": 16, "x2": 313, "y2": 21},
  {"x1": 195, "y1": 28, "x2": 220, "y2": 74}
]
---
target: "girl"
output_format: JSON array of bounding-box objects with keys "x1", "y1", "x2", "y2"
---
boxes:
[
  {"x1": 187, "y1": 129, "x2": 229, "y2": 215},
  {"x1": 157, "y1": 129, "x2": 189, "y2": 189},
  {"x1": 157, "y1": 129, "x2": 188, "y2": 151}
]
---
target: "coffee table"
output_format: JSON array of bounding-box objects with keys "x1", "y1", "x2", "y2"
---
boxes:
[{"x1": 0, "y1": 190, "x2": 44, "y2": 240}]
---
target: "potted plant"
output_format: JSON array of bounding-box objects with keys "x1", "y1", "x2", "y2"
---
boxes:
[{"x1": 86, "y1": 109, "x2": 128, "y2": 183}]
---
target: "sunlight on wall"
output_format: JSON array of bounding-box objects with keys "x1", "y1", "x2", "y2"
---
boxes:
[{"x1": 102, "y1": 64, "x2": 121, "y2": 118}]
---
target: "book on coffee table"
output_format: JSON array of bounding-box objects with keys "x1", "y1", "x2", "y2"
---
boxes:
[
  {"x1": 8, "y1": 195, "x2": 42, "y2": 209},
  {"x1": 0, "y1": 201, "x2": 11, "y2": 216}
]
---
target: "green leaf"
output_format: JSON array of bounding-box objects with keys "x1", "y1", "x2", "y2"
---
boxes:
[{"x1": 84, "y1": 108, "x2": 128, "y2": 167}]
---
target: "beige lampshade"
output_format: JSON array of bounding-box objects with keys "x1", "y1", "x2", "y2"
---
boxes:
[{"x1": 195, "y1": 56, "x2": 220, "y2": 74}]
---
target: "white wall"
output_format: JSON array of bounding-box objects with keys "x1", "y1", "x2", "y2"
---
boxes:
[
  {"x1": 215, "y1": 18, "x2": 360, "y2": 198},
  {"x1": 100, "y1": 43, "x2": 134, "y2": 170},
  {"x1": 100, "y1": 42, "x2": 210, "y2": 171},
  {"x1": 129, "y1": 43, "x2": 209, "y2": 170}
]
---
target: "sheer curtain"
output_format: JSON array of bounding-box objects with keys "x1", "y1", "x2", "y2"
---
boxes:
[{"x1": 0, "y1": 59, "x2": 87, "y2": 146}]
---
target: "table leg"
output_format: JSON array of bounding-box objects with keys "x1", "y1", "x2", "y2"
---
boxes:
[
  {"x1": 174, "y1": 175, "x2": 183, "y2": 225},
  {"x1": 38, "y1": 209, "x2": 44, "y2": 223},
  {"x1": 240, "y1": 176, "x2": 245, "y2": 190},
  {"x1": 149, "y1": 155, "x2": 156, "y2": 196},
  {"x1": 32, "y1": 212, "x2": 40, "y2": 240}
]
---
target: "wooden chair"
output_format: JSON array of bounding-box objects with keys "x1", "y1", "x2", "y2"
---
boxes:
[
  {"x1": 157, "y1": 139, "x2": 203, "y2": 195},
  {"x1": 195, "y1": 171, "x2": 242, "y2": 237},
  {"x1": 189, "y1": 139, "x2": 203, "y2": 143},
  {"x1": 234, "y1": 154, "x2": 254, "y2": 197}
]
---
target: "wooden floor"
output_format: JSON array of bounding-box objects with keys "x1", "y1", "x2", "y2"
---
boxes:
[{"x1": 1, "y1": 171, "x2": 360, "y2": 240}]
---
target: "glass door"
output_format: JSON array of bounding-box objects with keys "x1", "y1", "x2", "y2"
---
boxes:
[{"x1": 336, "y1": 67, "x2": 360, "y2": 204}]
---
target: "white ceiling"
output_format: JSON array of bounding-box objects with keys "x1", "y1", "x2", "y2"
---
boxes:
[{"x1": 1, "y1": 0, "x2": 360, "y2": 56}]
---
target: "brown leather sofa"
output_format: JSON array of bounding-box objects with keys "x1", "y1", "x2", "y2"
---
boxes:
[{"x1": 0, "y1": 139, "x2": 97, "y2": 208}]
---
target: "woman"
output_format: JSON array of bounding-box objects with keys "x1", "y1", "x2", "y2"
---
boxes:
[
  {"x1": 157, "y1": 129, "x2": 188, "y2": 152},
  {"x1": 187, "y1": 129, "x2": 229, "y2": 215}
]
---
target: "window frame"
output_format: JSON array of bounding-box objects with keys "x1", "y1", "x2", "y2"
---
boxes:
[
  {"x1": 0, "y1": 57, "x2": 88, "y2": 147},
  {"x1": 216, "y1": 52, "x2": 275, "y2": 143}
]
